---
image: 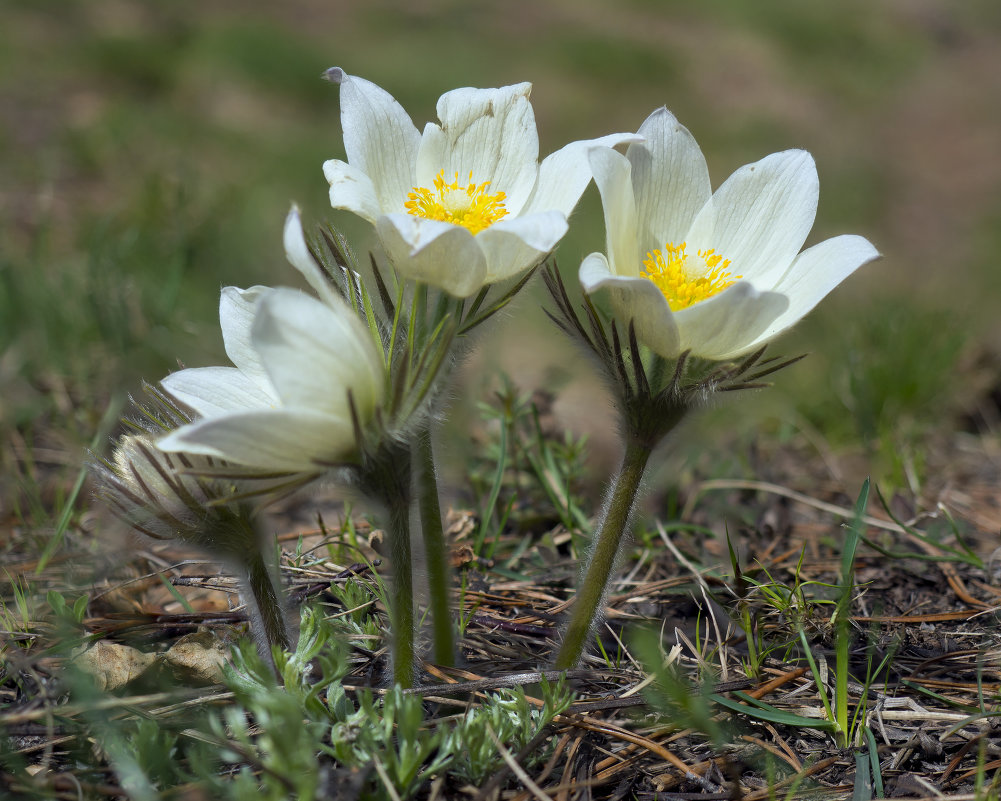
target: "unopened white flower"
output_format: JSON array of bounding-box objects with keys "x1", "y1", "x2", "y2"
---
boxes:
[
  {"x1": 323, "y1": 68, "x2": 639, "y2": 297},
  {"x1": 157, "y1": 210, "x2": 385, "y2": 472},
  {"x1": 107, "y1": 433, "x2": 216, "y2": 530},
  {"x1": 580, "y1": 108, "x2": 879, "y2": 360}
]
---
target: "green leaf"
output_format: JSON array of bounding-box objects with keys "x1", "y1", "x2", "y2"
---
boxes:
[{"x1": 710, "y1": 692, "x2": 837, "y2": 732}]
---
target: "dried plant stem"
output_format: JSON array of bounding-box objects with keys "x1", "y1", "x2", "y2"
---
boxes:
[
  {"x1": 554, "y1": 436, "x2": 653, "y2": 669},
  {"x1": 416, "y1": 426, "x2": 455, "y2": 666}
]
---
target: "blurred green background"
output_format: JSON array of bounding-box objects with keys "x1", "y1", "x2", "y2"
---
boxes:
[{"x1": 3, "y1": 0, "x2": 1001, "y2": 500}]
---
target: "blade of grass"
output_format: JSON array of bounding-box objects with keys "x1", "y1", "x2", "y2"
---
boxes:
[
  {"x1": 709, "y1": 691, "x2": 837, "y2": 731},
  {"x1": 474, "y1": 412, "x2": 509, "y2": 556},
  {"x1": 852, "y1": 747, "x2": 872, "y2": 801},
  {"x1": 864, "y1": 726, "x2": 884, "y2": 798},
  {"x1": 798, "y1": 627, "x2": 838, "y2": 736},
  {"x1": 836, "y1": 478, "x2": 869, "y2": 747},
  {"x1": 37, "y1": 394, "x2": 125, "y2": 573},
  {"x1": 157, "y1": 573, "x2": 196, "y2": 614}
]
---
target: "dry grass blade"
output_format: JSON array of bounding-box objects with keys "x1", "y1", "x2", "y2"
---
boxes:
[{"x1": 484, "y1": 725, "x2": 555, "y2": 801}]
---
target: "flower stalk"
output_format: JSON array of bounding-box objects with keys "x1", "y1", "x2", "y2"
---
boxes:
[
  {"x1": 359, "y1": 438, "x2": 417, "y2": 688},
  {"x1": 416, "y1": 425, "x2": 455, "y2": 666},
  {"x1": 554, "y1": 435, "x2": 653, "y2": 669},
  {"x1": 240, "y1": 542, "x2": 292, "y2": 658}
]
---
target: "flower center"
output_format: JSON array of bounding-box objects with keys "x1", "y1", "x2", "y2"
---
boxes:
[
  {"x1": 641, "y1": 242, "x2": 740, "y2": 312},
  {"x1": 404, "y1": 170, "x2": 508, "y2": 235}
]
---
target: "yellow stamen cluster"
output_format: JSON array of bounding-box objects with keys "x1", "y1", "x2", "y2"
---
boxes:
[
  {"x1": 641, "y1": 242, "x2": 740, "y2": 311},
  {"x1": 404, "y1": 170, "x2": 508, "y2": 235}
]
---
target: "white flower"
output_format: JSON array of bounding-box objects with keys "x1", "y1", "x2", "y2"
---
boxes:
[
  {"x1": 157, "y1": 210, "x2": 385, "y2": 472},
  {"x1": 580, "y1": 107, "x2": 879, "y2": 361},
  {"x1": 323, "y1": 68, "x2": 639, "y2": 298}
]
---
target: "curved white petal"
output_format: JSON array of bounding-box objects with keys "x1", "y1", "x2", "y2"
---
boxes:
[
  {"x1": 480, "y1": 210, "x2": 567, "y2": 254},
  {"x1": 686, "y1": 150, "x2": 818, "y2": 284},
  {"x1": 219, "y1": 286, "x2": 274, "y2": 388},
  {"x1": 743, "y1": 234, "x2": 880, "y2": 352},
  {"x1": 414, "y1": 122, "x2": 447, "y2": 190},
  {"x1": 162, "y1": 366, "x2": 277, "y2": 417},
  {"x1": 580, "y1": 252, "x2": 681, "y2": 359},
  {"x1": 521, "y1": 131, "x2": 642, "y2": 218},
  {"x1": 628, "y1": 107, "x2": 710, "y2": 247},
  {"x1": 477, "y1": 211, "x2": 567, "y2": 283},
  {"x1": 322, "y1": 159, "x2": 383, "y2": 221},
  {"x1": 433, "y1": 83, "x2": 539, "y2": 214},
  {"x1": 673, "y1": 282, "x2": 788, "y2": 360},
  {"x1": 158, "y1": 407, "x2": 356, "y2": 472},
  {"x1": 251, "y1": 289, "x2": 383, "y2": 418},
  {"x1": 328, "y1": 68, "x2": 420, "y2": 213},
  {"x1": 377, "y1": 212, "x2": 468, "y2": 256},
  {"x1": 283, "y1": 206, "x2": 342, "y2": 309},
  {"x1": 377, "y1": 214, "x2": 487, "y2": 297},
  {"x1": 588, "y1": 148, "x2": 641, "y2": 278}
]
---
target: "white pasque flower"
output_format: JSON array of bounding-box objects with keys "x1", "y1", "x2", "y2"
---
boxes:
[
  {"x1": 322, "y1": 68, "x2": 639, "y2": 298},
  {"x1": 157, "y1": 209, "x2": 385, "y2": 472},
  {"x1": 580, "y1": 107, "x2": 880, "y2": 361}
]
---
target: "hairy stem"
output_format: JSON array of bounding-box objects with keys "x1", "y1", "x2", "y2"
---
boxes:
[
  {"x1": 369, "y1": 442, "x2": 417, "y2": 688},
  {"x1": 240, "y1": 543, "x2": 291, "y2": 673},
  {"x1": 554, "y1": 437, "x2": 653, "y2": 669},
  {"x1": 416, "y1": 425, "x2": 455, "y2": 666},
  {"x1": 387, "y1": 491, "x2": 416, "y2": 689}
]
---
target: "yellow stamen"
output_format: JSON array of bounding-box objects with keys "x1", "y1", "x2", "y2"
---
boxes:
[
  {"x1": 404, "y1": 170, "x2": 507, "y2": 235},
  {"x1": 641, "y1": 242, "x2": 740, "y2": 311}
]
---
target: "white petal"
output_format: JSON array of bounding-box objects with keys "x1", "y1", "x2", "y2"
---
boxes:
[
  {"x1": 322, "y1": 159, "x2": 383, "y2": 221},
  {"x1": 672, "y1": 282, "x2": 788, "y2": 360},
  {"x1": 686, "y1": 150, "x2": 818, "y2": 284},
  {"x1": 219, "y1": 286, "x2": 274, "y2": 389},
  {"x1": 377, "y1": 214, "x2": 488, "y2": 297},
  {"x1": 477, "y1": 211, "x2": 568, "y2": 283},
  {"x1": 743, "y1": 234, "x2": 880, "y2": 351},
  {"x1": 158, "y1": 407, "x2": 356, "y2": 472},
  {"x1": 628, "y1": 108, "x2": 710, "y2": 247},
  {"x1": 432, "y1": 83, "x2": 539, "y2": 215},
  {"x1": 162, "y1": 367, "x2": 277, "y2": 417},
  {"x1": 579, "y1": 252, "x2": 681, "y2": 359},
  {"x1": 283, "y1": 206, "x2": 343, "y2": 308},
  {"x1": 482, "y1": 209, "x2": 567, "y2": 251},
  {"x1": 588, "y1": 148, "x2": 641, "y2": 278},
  {"x1": 329, "y1": 68, "x2": 420, "y2": 213},
  {"x1": 252, "y1": 289, "x2": 383, "y2": 418},
  {"x1": 414, "y1": 121, "x2": 446, "y2": 189},
  {"x1": 521, "y1": 131, "x2": 642, "y2": 218}
]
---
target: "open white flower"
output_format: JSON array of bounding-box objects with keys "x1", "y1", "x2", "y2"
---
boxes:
[
  {"x1": 157, "y1": 210, "x2": 385, "y2": 472},
  {"x1": 580, "y1": 107, "x2": 879, "y2": 360},
  {"x1": 323, "y1": 68, "x2": 638, "y2": 297}
]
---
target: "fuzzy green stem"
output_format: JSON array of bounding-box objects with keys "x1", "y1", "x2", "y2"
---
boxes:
[
  {"x1": 370, "y1": 443, "x2": 417, "y2": 688},
  {"x1": 554, "y1": 437, "x2": 653, "y2": 669},
  {"x1": 241, "y1": 546, "x2": 291, "y2": 665},
  {"x1": 416, "y1": 426, "x2": 455, "y2": 666},
  {"x1": 387, "y1": 492, "x2": 416, "y2": 689}
]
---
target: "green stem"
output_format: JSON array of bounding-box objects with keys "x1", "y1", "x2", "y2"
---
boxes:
[
  {"x1": 835, "y1": 612, "x2": 849, "y2": 748},
  {"x1": 371, "y1": 443, "x2": 416, "y2": 689},
  {"x1": 241, "y1": 545, "x2": 291, "y2": 668},
  {"x1": 416, "y1": 425, "x2": 455, "y2": 666},
  {"x1": 554, "y1": 437, "x2": 653, "y2": 669},
  {"x1": 742, "y1": 606, "x2": 760, "y2": 678}
]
